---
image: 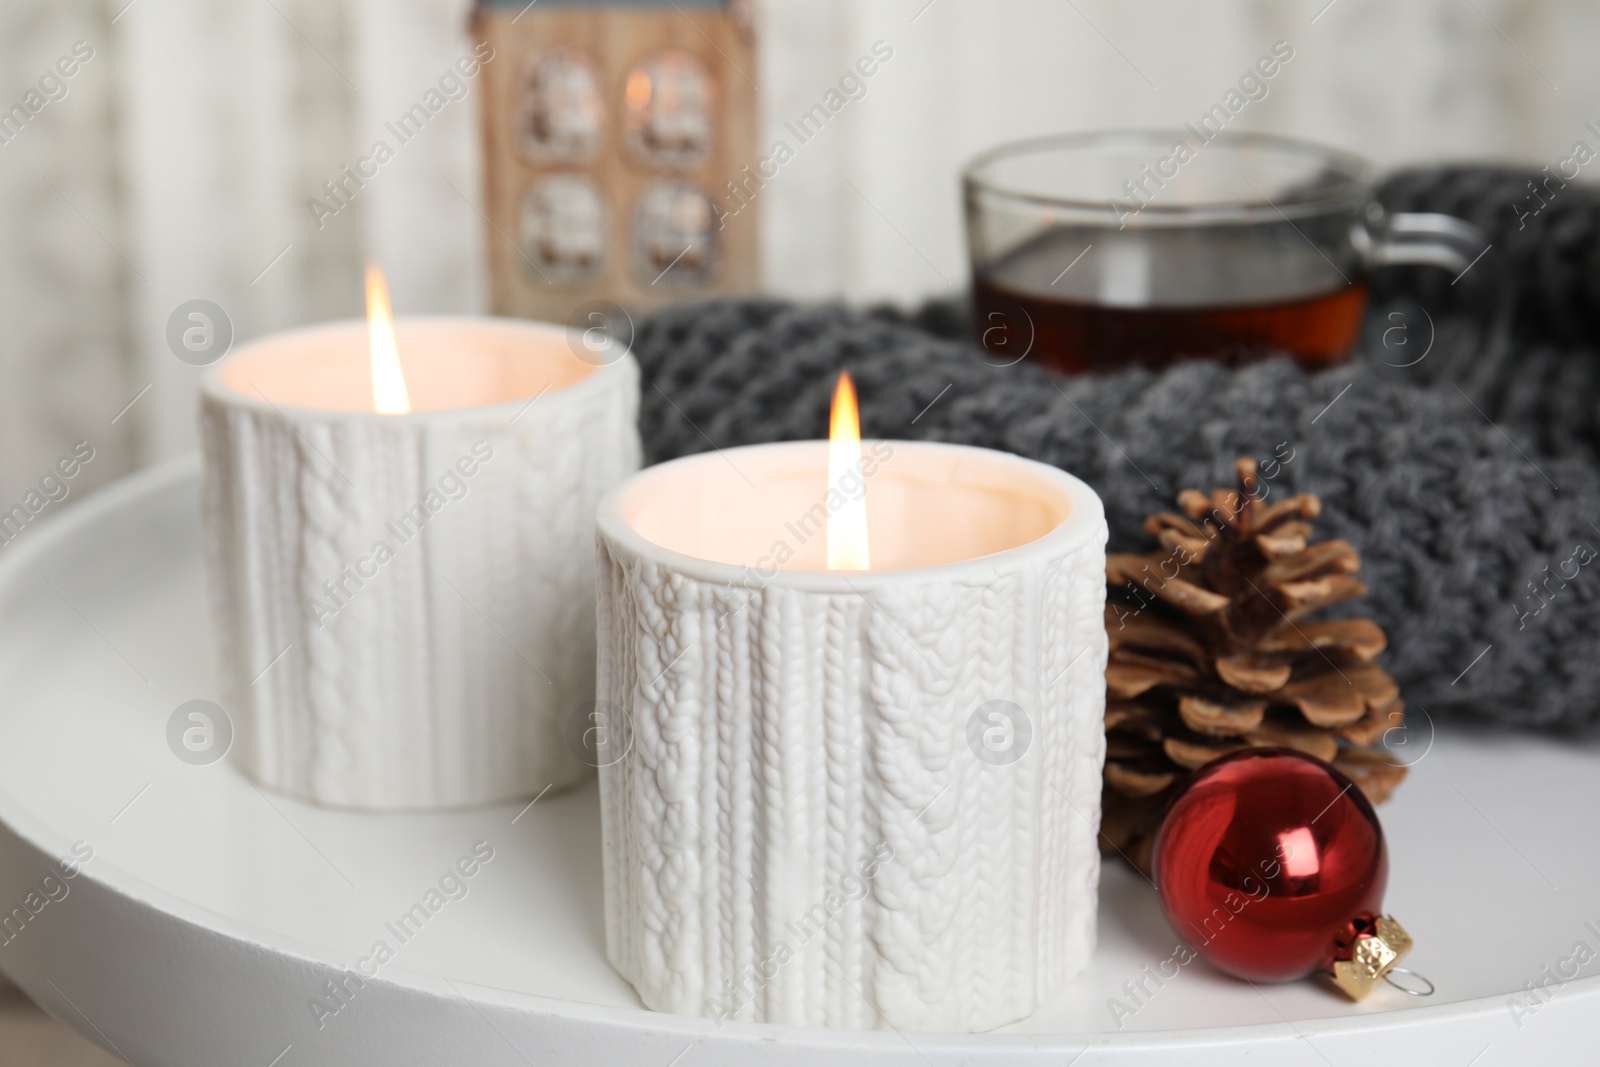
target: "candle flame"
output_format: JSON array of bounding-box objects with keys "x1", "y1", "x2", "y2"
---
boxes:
[
  {"x1": 827, "y1": 371, "x2": 870, "y2": 571},
  {"x1": 366, "y1": 264, "x2": 411, "y2": 415},
  {"x1": 625, "y1": 69, "x2": 652, "y2": 111}
]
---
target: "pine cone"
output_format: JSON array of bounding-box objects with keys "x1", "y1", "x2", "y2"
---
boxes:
[{"x1": 1102, "y1": 457, "x2": 1408, "y2": 874}]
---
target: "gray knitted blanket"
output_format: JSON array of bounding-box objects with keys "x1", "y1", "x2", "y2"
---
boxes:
[{"x1": 631, "y1": 168, "x2": 1600, "y2": 732}]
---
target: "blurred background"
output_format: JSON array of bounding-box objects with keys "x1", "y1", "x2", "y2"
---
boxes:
[
  {"x1": 4, "y1": 0, "x2": 1598, "y2": 515},
  {"x1": 0, "y1": 0, "x2": 1596, "y2": 1059}
]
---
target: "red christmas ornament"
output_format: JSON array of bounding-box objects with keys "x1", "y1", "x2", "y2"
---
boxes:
[{"x1": 1152, "y1": 748, "x2": 1415, "y2": 999}]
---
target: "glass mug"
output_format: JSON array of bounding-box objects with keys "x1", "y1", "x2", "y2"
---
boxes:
[{"x1": 964, "y1": 130, "x2": 1499, "y2": 374}]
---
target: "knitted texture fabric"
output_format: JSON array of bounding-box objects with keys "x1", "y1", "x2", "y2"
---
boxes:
[{"x1": 630, "y1": 168, "x2": 1600, "y2": 732}]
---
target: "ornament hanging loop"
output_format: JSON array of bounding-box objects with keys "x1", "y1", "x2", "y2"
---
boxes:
[
  {"x1": 1382, "y1": 968, "x2": 1435, "y2": 997},
  {"x1": 1329, "y1": 915, "x2": 1415, "y2": 1000}
]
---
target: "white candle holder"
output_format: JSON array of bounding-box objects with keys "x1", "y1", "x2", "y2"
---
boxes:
[
  {"x1": 594, "y1": 440, "x2": 1107, "y2": 1032},
  {"x1": 200, "y1": 316, "x2": 640, "y2": 810}
]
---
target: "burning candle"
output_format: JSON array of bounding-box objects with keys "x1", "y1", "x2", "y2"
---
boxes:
[
  {"x1": 199, "y1": 269, "x2": 640, "y2": 810},
  {"x1": 593, "y1": 374, "x2": 1108, "y2": 1032}
]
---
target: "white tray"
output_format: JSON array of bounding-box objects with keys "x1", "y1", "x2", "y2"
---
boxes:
[{"x1": 0, "y1": 459, "x2": 1594, "y2": 1066}]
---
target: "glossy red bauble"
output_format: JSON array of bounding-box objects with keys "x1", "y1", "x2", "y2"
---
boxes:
[{"x1": 1151, "y1": 748, "x2": 1388, "y2": 983}]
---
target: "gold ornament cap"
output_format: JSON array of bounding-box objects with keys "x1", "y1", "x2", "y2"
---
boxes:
[{"x1": 1329, "y1": 915, "x2": 1414, "y2": 1000}]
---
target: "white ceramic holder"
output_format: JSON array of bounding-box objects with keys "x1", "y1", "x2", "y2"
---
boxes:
[
  {"x1": 594, "y1": 439, "x2": 1108, "y2": 1033},
  {"x1": 200, "y1": 316, "x2": 640, "y2": 810}
]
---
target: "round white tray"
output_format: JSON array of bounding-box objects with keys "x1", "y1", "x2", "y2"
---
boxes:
[{"x1": 0, "y1": 459, "x2": 1594, "y2": 1066}]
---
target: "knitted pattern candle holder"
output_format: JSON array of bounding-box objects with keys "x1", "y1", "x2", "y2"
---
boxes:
[
  {"x1": 594, "y1": 440, "x2": 1107, "y2": 1032},
  {"x1": 200, "y1": 317, "x2": 640, "y2": 810}
]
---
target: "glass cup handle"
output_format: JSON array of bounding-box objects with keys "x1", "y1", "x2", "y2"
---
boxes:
[
  {"x1": 1368, "y1": 212, "x2": 1487, "y2": 273},
  {"x1": 1362, "y1": 211, "x2": 1513, "y2": 383}
]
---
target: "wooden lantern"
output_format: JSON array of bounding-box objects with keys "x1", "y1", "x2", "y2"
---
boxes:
[{"x1": 473, "y1": 0, "x2": 759, "y2": 322}]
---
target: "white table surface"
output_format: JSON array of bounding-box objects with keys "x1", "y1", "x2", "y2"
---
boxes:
[{"x1": 0, "y1": 458, "x2": 1595, "y2": 1065}]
